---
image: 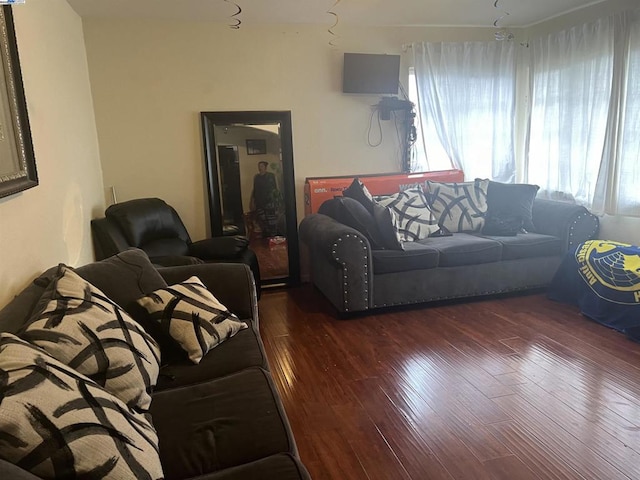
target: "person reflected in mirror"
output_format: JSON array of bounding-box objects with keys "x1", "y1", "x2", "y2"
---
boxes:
[{"x1": 249, "y1": 161, "x2": 279, "y2": 238}]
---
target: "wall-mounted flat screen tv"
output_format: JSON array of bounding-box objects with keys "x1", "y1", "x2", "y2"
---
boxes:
[{"x1": 342, "y1": 53, "x2": 401, "y2": 95}]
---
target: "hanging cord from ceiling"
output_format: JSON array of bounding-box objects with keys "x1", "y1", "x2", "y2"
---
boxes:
[
  {"x1": 367, "y1": 107, "x2": 383, "y2": 147},
  {"x1": 493, "y1": 0, "x2": 514, "y2": 41},
  {"x1": 327, "y1": 0, "x2": 341, "y2": 46},
  {"x1": 493, "y1": 0, "x2": 510, "y2": 28},
  {"x1": 224, "y1": 0, "x2": 242, "y2": 29}
]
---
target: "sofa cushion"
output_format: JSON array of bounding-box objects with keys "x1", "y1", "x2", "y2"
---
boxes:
[
  {"x1": 193, "y1": 454, "x2": 310, "y2": 480},
  {"x1": 319, "y1": 197, "x2": 385, "y2": 249},
  {"x1": 424, "y1": 179, "x2": 489, "y2": 233},
  {"x1": 154, "y1": 324, "x2": 267, "y2": 391},
  {"x1": 136, "y1": 276, "x2": 248, "y2": 364},
  {"x1": 20, "y1": 265, "x2": 161, "y2": 411},
  {"x1": 150, "y1": 367, "x2": 295, "y2": 479},
  {"x1": 0, "y1": 333, "x2": 163, "y2": 480},
  {"x1": 376, "y1": 188, "x2": 439, "y2": 242},
  {"x1": 479, "y1": 232, "x2": 563, "y2": 260},
  {"x1": 0, "y1": 267, "x2": 58, "y2": 335},
  {"x1": 483, "y1": 181, "x2": 539, "y2": 233},
  {"x1": 0, "y1": 459, "x2": 41, "y2": 480},
  {"x1": 342, "y1": 177, "x2": 375, "y2": 213},
  {"x1": 74, "y1": 248, "x2": 168, "y2": 311},
  {"x1": 372, "y1": 242, "x2": 439, "y2": 274},
  {"x1": 419, "y1": 233, "x2": 502, "y2": 267}
]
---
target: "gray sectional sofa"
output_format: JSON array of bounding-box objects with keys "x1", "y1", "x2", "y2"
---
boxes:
[
  {"x1": 0, "y1": 250, "x2": 309, "y2": 479},
  {"x1": 300, "y1": 198, "x2": 599, "y2": 314}
]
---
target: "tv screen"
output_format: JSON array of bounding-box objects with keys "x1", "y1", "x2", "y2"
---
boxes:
[{"x1": 342, "y1": 53, "x2": 401, "y2": 95}]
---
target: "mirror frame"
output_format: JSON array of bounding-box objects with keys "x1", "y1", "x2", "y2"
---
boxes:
[
  {"x1": 0, "y1": 6, "x2": 37, "y2": 199},
  {"x1": 201, "y1": 110, "x2": 300, "y2": 287}
]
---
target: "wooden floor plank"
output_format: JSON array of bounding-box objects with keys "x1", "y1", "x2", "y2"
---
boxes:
[
  {"x1": 481, "y1": 454, "x2": 539, "y2": 480},
  {"x1": 258, "y1": 286, "x2": 640, "y2": 479}
]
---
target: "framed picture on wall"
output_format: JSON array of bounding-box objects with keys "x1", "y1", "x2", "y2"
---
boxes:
[{"x1": 246, "y1": 139, "x2": 267, "y2": 155}]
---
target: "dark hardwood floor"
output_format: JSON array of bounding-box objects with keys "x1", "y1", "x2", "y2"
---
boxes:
[{"x1": 258, "y1": 285, "x2": 640, "y2": 480}]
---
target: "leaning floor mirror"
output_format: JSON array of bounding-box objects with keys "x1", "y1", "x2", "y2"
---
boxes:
[
  {"x1": 201, "y1": 111, "x2": 300, "y2": 287},
  {"x1": 0, "y1": 6, "x2": 37, "y2": 199}
]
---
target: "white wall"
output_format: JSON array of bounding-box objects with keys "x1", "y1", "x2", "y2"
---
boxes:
[
  {"x1": 81, "y1": 19, "x2": 495, "y2": 241},
  {"x1": 0, "y1": 0, "x2": 103, "y2": 308}
]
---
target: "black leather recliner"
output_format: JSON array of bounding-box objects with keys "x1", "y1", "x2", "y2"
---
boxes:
[{"x1": 91, "y1": 198, "x2": 261, "y2": 296}]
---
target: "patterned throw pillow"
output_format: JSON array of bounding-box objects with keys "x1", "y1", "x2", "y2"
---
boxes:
[
  {"x1": 376, "y1": 188, "x2": 439, "y2": 241},
  {"x1": 136, "y1": 276, "x2": 248, "y2": 364},
  {"x1": 424, "y1": 179, "x2": 489, "y2": 233},
  {"x1": 20, "y1": 265, "x2": 160, "y2": 412},
  {"x1": 0, "y1": 333, "x2": 163, "y2": 479}
]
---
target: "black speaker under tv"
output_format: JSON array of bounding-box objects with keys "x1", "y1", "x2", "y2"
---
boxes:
[{"x1": 342, "y1": 53, "x2": 401, "y2": 95}]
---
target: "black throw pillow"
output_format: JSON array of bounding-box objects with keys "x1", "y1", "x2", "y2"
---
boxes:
[
  {"x1": 343, "y1": 178, "x2": 375, "y2": 213},
  {"x1": 484, "y1": 181, "x2": 539, "y2": 233},
  {"x1": 320, "y1": 197, "x2": 385, "y2": 249},
  {"x1": 318, "y1": 197, "x2": 341, "y2": 219},
  {"x1": 482, "y1": 213, "x2": 524, "y2": 236},
  {"x1": 372, "y1": 203, "x2": 404, "y2": 251}
]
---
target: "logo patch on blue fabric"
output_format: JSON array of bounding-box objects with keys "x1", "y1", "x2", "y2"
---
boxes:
[{"x1": 575, "y1": 240, "x2": 640, "y2": 305}]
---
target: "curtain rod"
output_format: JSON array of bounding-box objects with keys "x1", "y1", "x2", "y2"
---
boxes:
[{"x1": 402, "y1": 41, "x2": 528, "y2": 51}]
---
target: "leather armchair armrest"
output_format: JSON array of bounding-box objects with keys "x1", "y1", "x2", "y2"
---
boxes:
[
  {"x1": 189, "y1": 236, "x2": 250, "y2": 259},
  {"x1": 91, "y1": 217, "x2": 131, "y2": 260},
  {"x1": 157, "y1": 263, "x2": 258, "y2": 323},
  {"x1": 149, "y1": 255, "x2": 204, "y2": 267}
]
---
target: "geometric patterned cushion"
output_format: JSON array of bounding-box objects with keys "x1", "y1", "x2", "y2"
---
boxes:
[
  {"x1": 0, "y1": 333, "x2": 163, "y2": 479},
  {"x1": 136, "y1": 276, "x2": 248, "y2": 364},
  {"x1": 376, "y1": 188, "x2": 439, "y2": 241},
  {"x1": 19, "y1": 265, "x2": 161, "y2": 412},
  {"x1": 424, "y1": 179, "x2": 489, "y2": 233}
]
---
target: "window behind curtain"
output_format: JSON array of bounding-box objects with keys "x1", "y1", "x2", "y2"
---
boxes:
[
  {"x1": 612, "y1": 18, "x2": 640, "y2": 215},
  {"x1": 411, "y1": 42, "x2": 516, "y2": 181},
  {"x1": 526, "y1": 17, "x2": 614, "y2": 206},
  {"x1": 408, "y1": 68, "x2": 452, "y2": 172}
]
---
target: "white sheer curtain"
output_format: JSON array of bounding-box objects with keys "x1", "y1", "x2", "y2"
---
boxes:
[
  {"x1": 593, "y1": 10, "x2": 640, "y2": 216},
  {"x1": 412, "y1": 42, "x2": 516, "y2": 181},
  {"x1": 527, "y1": 11, "x2": 640, "y2": 216},
  {"x1": 526, "y1": 17, "x2": 614, "y2": 207}
]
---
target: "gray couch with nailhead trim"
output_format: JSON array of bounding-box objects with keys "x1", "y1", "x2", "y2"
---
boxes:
[{"x1": 299, "y1": 198, "x2": 599, "y2": 314}]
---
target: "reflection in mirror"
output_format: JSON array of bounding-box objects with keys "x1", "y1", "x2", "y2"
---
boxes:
[{"x1": 201, "y1": 111, "x2": 299, "y2": 287}]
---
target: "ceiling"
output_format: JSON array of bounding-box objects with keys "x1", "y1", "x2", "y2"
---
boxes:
[{"x1": 66, "y1": 0, "x2": 604, "y2": 28}]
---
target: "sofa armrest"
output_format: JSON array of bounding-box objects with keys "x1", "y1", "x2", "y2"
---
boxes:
[
  {"x1": 299, "y1": 214, "x2": 372, "y2": 313},
  {"x1": 156, "y1": 263, "x2": 258, "y2": 323},
  {"x1": 532, "y1": 199, "x2": 600, "y2": 251},
  {"x1": 189, "y1": 236, "x2": 249, "y2": 260}
]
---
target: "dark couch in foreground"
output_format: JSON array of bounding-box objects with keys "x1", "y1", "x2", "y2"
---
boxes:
[
  {"x1": 0, "y1": 251, "x2": 309, "y2": 479},
  {"x1": 300, "y1": 198, "x2": 599, "y2": 314}
]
